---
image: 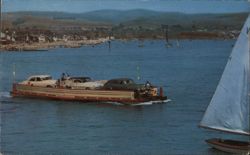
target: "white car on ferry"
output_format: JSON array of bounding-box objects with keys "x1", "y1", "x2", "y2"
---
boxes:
[{"x1": 20, "y1": 75, "x2": 57, "y2": 87}]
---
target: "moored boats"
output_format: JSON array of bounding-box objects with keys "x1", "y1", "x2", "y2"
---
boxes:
[{"x1": 11, "y1": 74, "x2": 167, "y2": 105}]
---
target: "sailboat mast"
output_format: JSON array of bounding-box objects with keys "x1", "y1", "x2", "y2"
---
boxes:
[
  {"x1": 165, "y1": 25, "x2": 169, "y2": 43},
  {"x1": 246, "y1": 25, "x2": 250, "y2": 128},
  {"x1": 0, "y1": 0, "x2": 2, "y2": 37}
]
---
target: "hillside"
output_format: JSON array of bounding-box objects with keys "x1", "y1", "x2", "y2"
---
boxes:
[
  {"x1": 3, "y1": 9, "x2": 248, "y2": 28},
  {"x1": 1, "y1": 9, "x2": 248, "y2": 41}
]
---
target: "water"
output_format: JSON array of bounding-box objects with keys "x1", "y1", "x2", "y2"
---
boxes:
[{"x1": 0, "y1": 40, "x2": 247, "y2": 154}]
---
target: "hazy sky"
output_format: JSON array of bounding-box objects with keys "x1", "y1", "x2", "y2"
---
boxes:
[{"x1": 2, "y1": 0, "x2": 250, "y2": 13}]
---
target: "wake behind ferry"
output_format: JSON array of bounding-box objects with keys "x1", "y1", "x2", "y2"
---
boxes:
[{"x1": 11, "y1": 74, "x2": 167, "y2": 105}]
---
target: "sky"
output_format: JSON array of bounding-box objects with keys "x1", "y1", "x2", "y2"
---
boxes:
[{"x1": 2, "y1": 0, "x2": 250, "y2": 13}]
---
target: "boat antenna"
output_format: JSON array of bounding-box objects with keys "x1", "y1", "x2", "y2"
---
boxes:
[
  {"x1": 165, "y1": 25, "x2": 169, "y2": 44},
  {"x1": 13, "y1": 63, "x2": 16, "y2": 83},
  {"x1": 65, "y1": 72, "x2": 70, "y2": 77},
  {"x1": 0, "y1": 0, "x2": 2, "y2": 39},
  {"x1": 136, "y1": 65, "x2": 141, "y2": 81},
  {"x1": 108, "y1": 29, "x2": 111, "y2": 50}
]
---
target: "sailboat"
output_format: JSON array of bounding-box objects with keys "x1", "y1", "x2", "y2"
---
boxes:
[
  {"x1": 200, "y1": 15, "x2": 250, "y2": 154},
  {"x1": 176, "y1": 39, "x2": 180, "y2": 47}
]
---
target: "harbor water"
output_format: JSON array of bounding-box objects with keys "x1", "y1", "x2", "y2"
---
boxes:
[{"x1": 0, "y1": 40, "x2": 248, "y2": 154}]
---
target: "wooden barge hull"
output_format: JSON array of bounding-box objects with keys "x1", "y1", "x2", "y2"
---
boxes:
[{"x1": 11, "y1": 84, "x2": 167, "y2": 104}]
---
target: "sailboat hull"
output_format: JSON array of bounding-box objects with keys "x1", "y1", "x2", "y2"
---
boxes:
[{"x1": 206, "y1": 138, "x2": 250, "y2": 154}]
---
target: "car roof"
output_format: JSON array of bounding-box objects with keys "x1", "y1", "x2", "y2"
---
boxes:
[
  {"x1": 108, "y1": 78, "x2": 133, "y2": 82},
  {"x1": 28, "y1": 75, "x2": 52, "y2": 79},
  {"x1": 69, "y1": 77, "x2": 91, "y2": 80}
]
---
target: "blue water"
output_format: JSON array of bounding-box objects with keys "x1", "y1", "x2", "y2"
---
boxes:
[{"x1": 0, "y1": 40, "x2": 247, "y2": 154}]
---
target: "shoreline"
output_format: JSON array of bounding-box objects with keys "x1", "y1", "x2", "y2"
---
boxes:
[
  {"x1": 0, "y1": 37, "x2": 234, "y2": 52},
  {"x1": 0, "y1": 38, "x2": 109, "y2": 51}
]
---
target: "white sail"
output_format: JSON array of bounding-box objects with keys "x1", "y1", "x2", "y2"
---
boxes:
[{"x1": 200, "y1": 15, "x2": 250, "y2": 135}]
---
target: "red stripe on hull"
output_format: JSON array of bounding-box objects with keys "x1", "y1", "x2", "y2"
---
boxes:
[{"x1": 11, "y1": 91, "x2": 166, "y2": 104}]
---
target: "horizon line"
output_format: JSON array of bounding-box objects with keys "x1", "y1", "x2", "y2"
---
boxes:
[{"x1": 3, "y1": 8, "x2": 249, "y2": 15}]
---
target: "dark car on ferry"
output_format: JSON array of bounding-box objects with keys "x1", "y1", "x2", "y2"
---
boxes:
[{"x1": 103, "y1": 78, "x2": 148, "y2": 91}]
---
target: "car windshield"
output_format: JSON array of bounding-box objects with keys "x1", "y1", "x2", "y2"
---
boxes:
[
  {"x1": 120, "y1": 79, "x2": 134, "y2": 84},
  {"x1": 73, "y1": 77, "x2": 91, "y2": 82},
  {"x1": 127, "y1": 80, "x2": 134, "y2": 84},
  {"x1": 82, "y1": 78, "x2": 91, "y2": 82},
  {"x1": 29, "y1": 77, "x2": 36, "y2": 81},
  {"x1": 42, "y1": 76, "x2": 52, "y2": 80},
  {"x1": 73, "y1": 79, "x2": 83, "y2": 83}
]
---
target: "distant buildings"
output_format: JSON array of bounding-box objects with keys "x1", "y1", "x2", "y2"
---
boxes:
[
  {"x1": 0, "y1": 31, "x2": 16, "y2": 44},
  {"x1": 38, "y1": 35, "x2": 46, "y2": 42},
  {"x1": 0, "y1": 23, "x2": 241, "y2": 45}
]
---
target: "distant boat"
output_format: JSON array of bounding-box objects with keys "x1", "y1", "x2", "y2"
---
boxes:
[
  {"x1": 199, "y1": 15, "x2": 250, "y2": 154},
  {"x1": 176, "y1": 40, "x2": 180, "y2": 47},
  {"x1": 161, "y1": 24, "x2": 172, "y2": 48},
  {"x1": 138, "y1": 39, "x2": 144, "y2": 48},
  {"x1": 165, "y1": 42, "x2": 172, "y2": 48}
]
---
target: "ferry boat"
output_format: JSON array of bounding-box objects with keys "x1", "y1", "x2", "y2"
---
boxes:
[{"x1": 11, "y1": 74, "x2": 167, "y2": 105}]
